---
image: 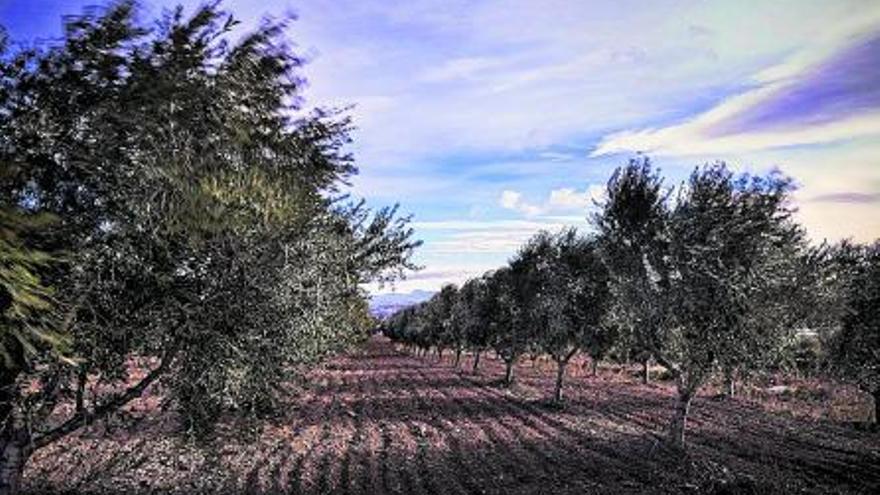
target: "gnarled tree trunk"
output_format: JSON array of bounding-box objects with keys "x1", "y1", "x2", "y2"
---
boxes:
[
  {"x1": 0, "y1": 433, "x2": 30, "y2": 495},
  {"x1": 668, "y1": 390, "x2": 694, "y2": 448},
  {"x1": 504, "y1": 359, "x2": 515, "y2": 386},
  {"x1": 873, "y1": 389, "x2": 879, "y2": 423},
  {"x1": 642, "y1": 357, "x2": 650, "y2": 384},
  {"x1": 472, "y1": 350, "x2": 482, "y2": 373},
  {"x1": 453, "y1": 348, "x2": 462, "y2": 368},
  {"x1": 723, "y1": 369, "x2": 736, "y2": 398},
  {"x1": 0, "y1": 368, "x2": 29, "y2": 495},
  {"x1": 553, "y1": 360, "x2": 567, "y2": 403}
]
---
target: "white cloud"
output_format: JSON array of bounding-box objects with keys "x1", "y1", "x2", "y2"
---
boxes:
[
  {"x1": 498, "y1": 186, "x2": 604, "y2": 217},
  {"x1": 499, "y1": 190, "x2": 522, "y2": 209},
  {"x1": 364, "y1": 261, "x2": 501, "y2": 294},
  {"x1": 413, "y1": 218, "x2": 582, "y2": 231},
  {"x1": 548, "y1": 185, "x2": 605, "y2": 209}
]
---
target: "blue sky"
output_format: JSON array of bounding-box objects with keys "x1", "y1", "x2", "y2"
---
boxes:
[{"x1": 3, "y1": 0, "x2": 880, "y2": 293}]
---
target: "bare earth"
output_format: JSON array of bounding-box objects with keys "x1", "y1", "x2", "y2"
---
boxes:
[{"x1": 24, "y1": 336, "x2": 880, "y2": 494}]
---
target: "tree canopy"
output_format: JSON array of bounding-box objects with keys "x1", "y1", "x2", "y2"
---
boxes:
[{"x1": 0, "y1": 2, "x2": 418, "y2": 491}]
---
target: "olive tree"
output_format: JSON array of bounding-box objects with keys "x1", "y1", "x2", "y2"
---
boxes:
[
  {"x1": 826, "y1": 241, "x2": 880, "y2": 422},
  {"x1": 661, "y1": 164, "x2": 810, "y2": 446},
  {"x1": 433, "y1": 285, "x2": 461, "y2": 363},
  {"x1": 485, "y1": 264, "x2": 532, "y2": 386},
  {"x1": 0, "y1": 3, "x2": 418, "y2": 492},
  {"x1": 451, "y1": 278, "x2": 487, "y2": 370},
  {"x1": 596, "y1": 159, "x2": 811, "y2": 448},
  {"x1": 519, "y1": 230, "x2": 611, "y2": 403}
]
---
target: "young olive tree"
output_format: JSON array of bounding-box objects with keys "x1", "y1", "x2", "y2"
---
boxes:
[
  {"x1": 520, "y1": 230, "x2": 611, "y2": 403},
  {"x1": 485, "y1": 267, "x2": 531, "y2": 386},
  {"x1": 452, "y1": 278, "x2": 489, "y2": 370},
  {"x1": 396, "y1": 303, "x2": 433, "y2": 356},
  {"x1": 414, "y1": 285, "x2": 457, "y2": 360},
  {"x1": 435, "y1": 285, "x2": 462, "y2": 363}
]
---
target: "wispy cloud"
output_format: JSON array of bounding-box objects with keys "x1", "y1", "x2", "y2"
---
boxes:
[
  {"x1": 412, "y1": 218, "x2": 584, "y2": 231},
  {"x1": 810, "y1": 192, "x2": 880, "y2": 204},
  {"x1": 593, "y1": 21, "x2": 880, "y2": 157},
  {"x1": 422, "y1": 219, "x2": 586, "y2": 254},
  {"x1": 417, "y1": 55, "x2": 514, "y2": 83},
  {"x1": 537, "y1": 151, "x2": 577, "y2": 162}
]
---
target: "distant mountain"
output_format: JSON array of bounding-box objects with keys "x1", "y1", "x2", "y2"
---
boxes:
[{"x1": 369, "y1": 289, "x2": 434, "y2": 319}]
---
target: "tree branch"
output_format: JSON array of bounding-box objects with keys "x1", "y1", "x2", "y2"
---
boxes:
[{"x1": 32, "y1": 343, "x2": 178, "y2": 450}]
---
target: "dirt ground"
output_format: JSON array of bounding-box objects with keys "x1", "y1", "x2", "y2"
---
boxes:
[{"x1": 23, "y1": 336, "x2": 880, "y2": 494}]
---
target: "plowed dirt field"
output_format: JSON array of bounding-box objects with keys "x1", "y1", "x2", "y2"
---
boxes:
[{"x1": 24, "y1": 337, "x2": 880, "y2": 494}]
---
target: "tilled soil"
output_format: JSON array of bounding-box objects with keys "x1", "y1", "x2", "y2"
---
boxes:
[{"x1": 24, "y1": 337, "x2": 880, "y2": 494}]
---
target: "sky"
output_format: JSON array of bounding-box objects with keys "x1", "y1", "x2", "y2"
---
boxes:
[{"x1": 3, "y1": 0, "x2": 880, "y2": 294}]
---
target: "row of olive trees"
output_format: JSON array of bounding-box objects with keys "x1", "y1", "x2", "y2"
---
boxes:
[
  {"x1": 0, "y1": 3, "x2": 418, "y2": 493},
  {"x1": 384, "y1": 158, "x2": 879, "y2": 448},
  {"x1": 384, "y1": 229, "x2": 613, "y2": 405}
]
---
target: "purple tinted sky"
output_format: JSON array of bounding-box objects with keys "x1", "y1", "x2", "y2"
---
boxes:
[
  {"x1": 2, "y1": 0, "x2": 879, "y2": 293},
  {"x1": 712, "y1": 34, "x2": 880, "y2": 135}
]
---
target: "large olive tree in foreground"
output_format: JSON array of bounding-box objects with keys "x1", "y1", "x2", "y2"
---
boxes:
[
  {"x1": 0, "y1": 3, "x2": 417, "y2": 492},
  {"x1": 595, "y1": 159, "x2": 813, "y2": 447}
]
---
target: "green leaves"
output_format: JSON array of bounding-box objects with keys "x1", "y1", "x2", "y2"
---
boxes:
[
  {"x1": 0, "y1": 0, "x2": 418, "y2": 446},
  {"x1": 515, "y1": 229, "x2": 611, "y2": 362},
  {"x1": 826, "y1": 241, "x2": 880, "y2": 395},
  {"x1": 594, "y1": 160, "x2": 813, "y2": 394},
  {"x1": 0, "y1": 207, "x2": 71, "y2": 370}
]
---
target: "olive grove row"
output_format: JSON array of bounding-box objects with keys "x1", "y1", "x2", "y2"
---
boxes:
[
  {"x1": 0, "y1": 3, "x2": 418, "y2": 493},
  {"x1": 382, "y1": 159, "x2": 880, "y2": 448}
]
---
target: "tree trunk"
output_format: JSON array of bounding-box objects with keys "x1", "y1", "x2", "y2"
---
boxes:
[
  {"x1": 668, "y1": 390, "x2": 694, "y2": 448},
  {"x1": 75, "y1": 366, "x2": 87, "y2": 412},
  {"x1": 553, "y1": 360, "x2": 566, "y2": 404},
  {"x1": 0, "y1": 368, "x2": 29, "y2": 495},
  {"x1": 642, "y1": 358, "x2": 650, "y2": 385},
  {"x1": 723, "y1": 368, "x2": 736, "y2": 398},
  {"x1": 454, "y1": 348, "x2": 462, "y2": 368},
  {"x1": 504, "y1": 359, "x2": 515, "y2": 386},
  {"x1": 472, "y1": 350, "x2": 482, "y2": 373},
  {"x1": 725, "y1": 376, "x2": 736, "y2": 398},
  {"x1": 437, "y1": 348, "x2": 443, "y2": 361},
  {"x1": 591, "y1": 359, "x2": 598, "y2": 377},
  {"x1": 873, "y1": 390, "x2": 879, "y2": 423},
  {"x1": 0, "y1": 436, "x2": 30, "y2": 495}
]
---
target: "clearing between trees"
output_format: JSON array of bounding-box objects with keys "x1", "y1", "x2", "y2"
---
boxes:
[{"x1": 23, "y1": 336, "x2": 880, "y2": 494}]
